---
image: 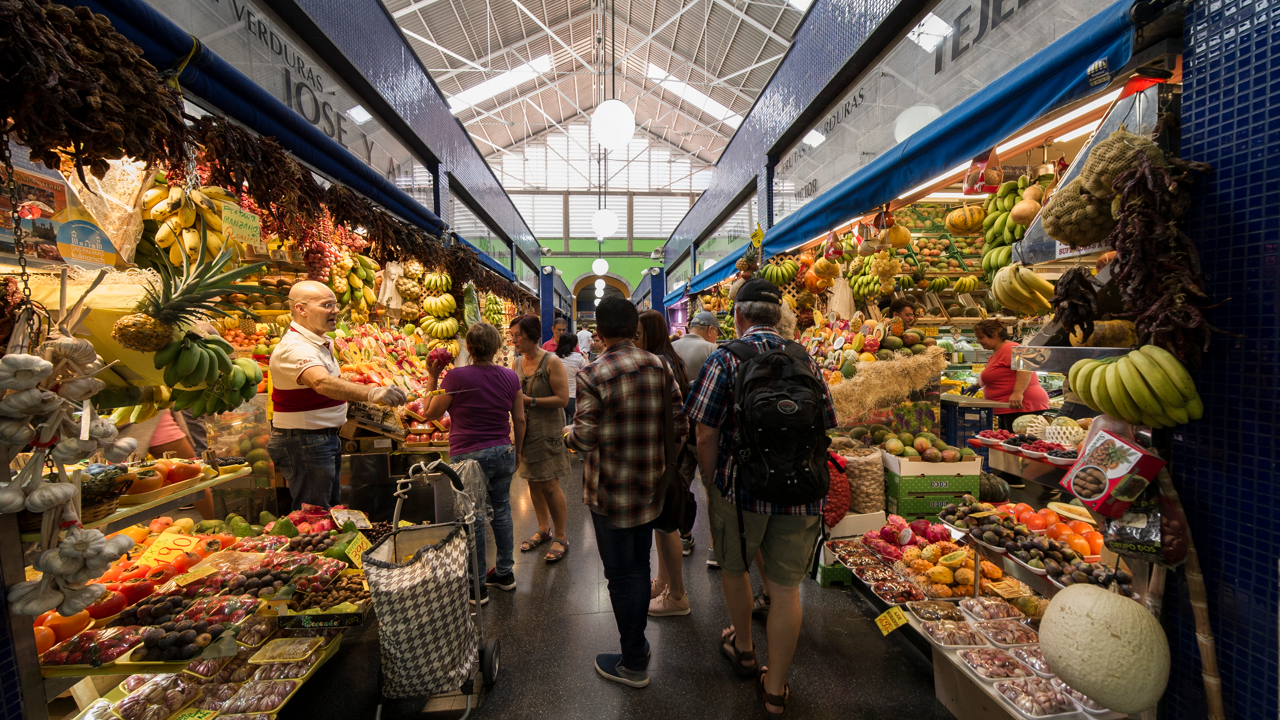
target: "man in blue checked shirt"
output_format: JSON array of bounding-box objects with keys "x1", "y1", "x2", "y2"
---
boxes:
[{"x1": 684, "y1": 278, "x2": 837, "y2": 717}]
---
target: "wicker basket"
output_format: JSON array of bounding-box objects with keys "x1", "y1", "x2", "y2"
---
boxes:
[
  {"x1": 81, "y1": 496, "x2": 123, "y2": 523},
  {"x1": 16, "y1": 510, "x2": 43, "y2": 533}
]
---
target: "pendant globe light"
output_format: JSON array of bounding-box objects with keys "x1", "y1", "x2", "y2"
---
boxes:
[
  {"x1": 592, "y1": 100, "x2": 634, "y2": 152},
  {"x1": 591, "y1": 208, "x2": 618, "y2": 239},
  {"x1": 594, "y1": 287, "x2": 605, "y2": 298},
  {"x1": 594, "y1": 278, "x2": 606, "y2": 289},
  {"x1": 592, "y1": 257, "x2": 610, "y2": 275}
]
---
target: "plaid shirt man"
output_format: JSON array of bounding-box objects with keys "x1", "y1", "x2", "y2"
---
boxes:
[
  {"x1": 684, "y1": 325, "x2": 838, "y2": 516},
  {"x1": 567, "y1": 340, "x2": 688, "y2": 528}
]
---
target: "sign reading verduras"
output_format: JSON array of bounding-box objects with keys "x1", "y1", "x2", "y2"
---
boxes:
[{"x1": 773, "y1": 0, "x2": 1108, "y2": 224}]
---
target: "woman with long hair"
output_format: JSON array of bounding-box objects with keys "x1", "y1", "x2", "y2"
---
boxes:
[
  {"x1": 635, "y1": 309, "x2": 695, "y2": 617},
  {"x1": 555, "y1": 332, "x2": 586, "y2": 420},
  {"x1": 509, "y1": 315, "x2": 573, "y2": 562}
]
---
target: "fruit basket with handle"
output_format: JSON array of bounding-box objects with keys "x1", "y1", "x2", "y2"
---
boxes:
[{"x1": 365, "y1": 459, "x2": 500, "y2": 718}]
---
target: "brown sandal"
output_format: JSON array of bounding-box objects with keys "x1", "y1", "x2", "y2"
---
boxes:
[
  {"x1": 719, "y1": 626, "x2": 759, "y2": 677},
  {"x1": 544, "y1": 540, "x2": 569, "y2": 562},
  {"x1": 758, "y1": 669, "x2": 790, "y2": 717},
  {"x1": 521, "y1": 530, "x2": 550, "y2": 552}
]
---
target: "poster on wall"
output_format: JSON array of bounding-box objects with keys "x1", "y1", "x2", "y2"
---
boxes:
[{"x1": 0, "y1": 164, "x2": 69, "y2": 264}]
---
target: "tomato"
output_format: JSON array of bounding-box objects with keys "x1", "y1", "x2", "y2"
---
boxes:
[
  {"x1": 1068, "y1": 520, "x2": 1093, "y2": 536},
  {"x1": 45, "y1": 611, "x2": 91, "y2": 642},
  {"x1": 1084, "y1": 530, "x2": 1105, "y2": 555},
  {"x1": 85, "y1": 590, "x2": 127, "y2": 620},
  {"x1": 166, "y1": 462, "x2": 204, "y2": 484},
  {"x1": 1037, "y1": 508, "x2": 1060, "y2": 526},
  {"x1": 117, "y1": 578, "x2": 155, "y2": 605},
  {"x1": 117, "y1": 563, "x2": 152, "y2": 582},
  {"x1": 1013, "y1": 502, "x2": 1034, "y2": 517},
  {"x1": 170, "y1": 551, "x2": 202, "y2": 574},
  {"x1": 1064, "y1": 533, "x2": 1092, "y2": 556},
  {"x1": 33, "y1": 625, "x2": 55, "y2": 655},
  {"x1": 124, "y1": 470, "x2": 163, "y2": 495},
  {"x1": 1022, "y1": 513, "x2": 1047, "y2": 531},
  {"x1": 144, "y1": 563, "x2": 180, "y2": 584},
  {"x1": 1046, "y1": 522, "x2": 1073, "y2": 541}
]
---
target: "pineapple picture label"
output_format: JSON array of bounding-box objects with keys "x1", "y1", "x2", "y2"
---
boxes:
[
  {"x1": 55, "y1": 220, "x2": 117, "y2": 268},
  {"x1": 222, "y1": 204, "x2": 263, "y2": 252}
]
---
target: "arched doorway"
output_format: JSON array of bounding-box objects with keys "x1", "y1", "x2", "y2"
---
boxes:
[{"x1": 571, "y1": 274, "x2": 631, "y2": 327}]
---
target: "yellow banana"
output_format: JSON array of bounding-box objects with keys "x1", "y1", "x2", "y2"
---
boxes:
[
  {"x1": 198, "y1": 206, "x2": 223, "y2": 234},
  {"x1": 198, "y1": 186, "x2": 238, "y2": 203},
  {"x1": 152, "y1": 185, "x2": 187, "y2": 218},
  {"x1": 141, "y1": 187, "x2": 169, "y2": 212},
  {"x1": 168, "y1": 243, "x2": 185, "y2": 266},
  {"x1": 155, "y1": 218, "x2": 182, "y2": 248},
  {"x1": 182, "y1": 227, "x2": 202, "y2": 258},
  {"x1": 188, "y1": 189, "x2": 219, "y2": 214},
  {"x1": 1015, "y1": 266, "x2": 1056, "y2": 299},
  {"x1": 177, "y1": 198, "x2": 197, "y2": 228},
  {"x1": 205, "y1": 231, "x2": 225, "y2": 255}
]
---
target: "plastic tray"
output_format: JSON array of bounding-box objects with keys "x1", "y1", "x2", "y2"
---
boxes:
[
  {"x1": 959, "y1": 597, "x2": 1026, "y2": 622},
  {"x1": 251, "y1": 632, "x2": 342, "y2": 682},
  {"x1": 118, "y1": 483, "x2": 180, "y2": 506},
  {"x1": 973, "y1": 619, "x2": 1039, "y2": 649},
  {"x1": 1051, "y1": 677, "x2": 1111, "y2": 715},
  {"x1": 1045, "y1": 455, "x2": 1076, "y2": 467},
  {"x1": 992, "y1": 678, "x2": 1080, "y2": 719},
  {"x1": 919, "y1": 620, "x2": 988, "y2": 651},
  {"x1": 957, "y1": 648, "x2": 1037, "y2": 683},
  {"x1": 1010, "y1": 646, "x2": 1056, "y2": 680},
  {"x1": 1006, "y1": 553, "x2": 1049, "y2": 576},
  {"x1": 248, "y1": 637, "x2": 323, "y2": 664},
  {"x1": 967, "y1": 534, "x2": 1009, "y2": 555},
  {"x1": 975, "y1": 436, "x2": 1004, "y2": 446},
  {"x1": 219, "y1": 679, "x2": 301, "y2": 715},
  {"x1": 1020, "y1": 449, "x2": 1047, "y2": 459},
  {"x1": 115, "y1": 645, "x2": 193, "y2": 672},
  {"x1": 905, "y1": 601, "x2": 966, "y2": 623}
]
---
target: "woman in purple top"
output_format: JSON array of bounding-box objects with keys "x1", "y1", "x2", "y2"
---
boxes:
[{"x1": 422, "y1": 322, "x2": 526, "y2": 601}]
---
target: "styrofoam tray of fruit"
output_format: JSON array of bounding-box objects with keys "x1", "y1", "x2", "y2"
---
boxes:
[
  {"x1": 247, "y1": 636, "x2": 323, "y2": 664},
  {"x1": 919, "y1": 619, "x2": 988, "y2": 650},
  {"x1": 1006, "y1": 552, "x2": 1049, "y2": 576},
  {"x1": 973, "y1": 619, "x2": 1039, "y2": 648},
  {"x1": 958, "y1": 647, "x2": 1038, "y2": 683}
]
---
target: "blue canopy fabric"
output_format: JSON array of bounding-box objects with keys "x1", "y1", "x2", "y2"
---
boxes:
[
  {"x1": 683, "y1": 0, "x2": 1135, "y2": 294},
  {"x1": 663, "y1": 284, "x2": 688, "y2": 305},
  {"x1": 76, "y1": 0, "x2": 514, "y2": 281}
]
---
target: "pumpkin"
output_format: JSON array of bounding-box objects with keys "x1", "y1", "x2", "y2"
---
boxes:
[
  {"x1": 978, "y1": 472, "x2": 1009, "y2": 503},
  {"x1": 880, "y1": 224, "x2": 912, "y2": 248},
  {"x1": 945, "y1": 205, "x2": 986, "y2": 235},
  {"x1": 1039, "y1": 584, "x2": 1170, "y2": 713},
  {"x1": 811, "y1": 256, "x2": 840, "y2": 279}
]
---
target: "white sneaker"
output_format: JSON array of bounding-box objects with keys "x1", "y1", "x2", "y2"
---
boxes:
[
  {"x1": 706, "y1": 550, "x2": 719, "y2": 568},
  {"x1": 648, "y1": 589, "x2": 691, "y2": 617}
]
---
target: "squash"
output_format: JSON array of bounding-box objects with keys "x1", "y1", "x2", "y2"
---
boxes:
[
  {"x1": 1039, "y1": 584, "x2": 1170, "y2": 713},
  {"x1": 811, "y1": 256, "x2": 840, "y2": 279},
  {"x1": 1009, "y1": 198, "x2": 1042, "y2": 226},
  {"x1": 945, "y1": 205, "x2": 986, "y2": 235},
  {"x1": 978, "y1": 472, "x2": 1009, "y2": 503}
]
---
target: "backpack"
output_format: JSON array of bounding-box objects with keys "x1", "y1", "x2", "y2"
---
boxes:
[{"x1": 725, "y1": 340, "x2": 832, "y2": 507}]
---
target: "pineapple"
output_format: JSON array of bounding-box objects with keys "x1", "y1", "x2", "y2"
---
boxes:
[
  {"x1": 737, "y1": 244, "x2": 760, "y2": 272},
  {"x1": 111, "y1": 245, "x2": 274, "y2": 352},
  {"x1": 402, "y1": 258, "x2": 424, "y2": 279}
]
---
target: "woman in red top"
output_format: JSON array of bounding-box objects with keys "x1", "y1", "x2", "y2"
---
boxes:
[{"x1": 973, "y1": 320, "x2": 1050, "y2": 431}]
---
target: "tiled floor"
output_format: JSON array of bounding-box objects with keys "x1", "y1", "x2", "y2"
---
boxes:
[{"x1": 278, "y1": 458, "x2": 956, "y2": 719}]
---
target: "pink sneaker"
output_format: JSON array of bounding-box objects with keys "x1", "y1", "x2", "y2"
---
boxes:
[
  {"x1": 650, "y1": 577, "x2": 668, "y2": 599},
  {"x1": 648, "y1": 589, "x2": 691, "y2": 617}
]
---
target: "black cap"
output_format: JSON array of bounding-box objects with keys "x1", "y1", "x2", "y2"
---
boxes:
[{"x1": 736, "y1": 278, "x2": 782, "y2": 305}]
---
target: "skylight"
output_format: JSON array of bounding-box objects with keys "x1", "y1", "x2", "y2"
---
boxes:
[
  {"x1": 802, "y1": 130, "x2": 825, "y2": 147},
  {"x1": 787, "y1": 0, "x2": 812, "y2": 10},
  {"x1": 647, "y1": 63, "x2": 742, "y2": 128},
  {"x1": 450, "y1": 55, "x2": 553, "y2": 112},
  {"x1": 907, "y1": 13, "x2": 952, "y2": 53},
  {"x1": 346, "y1": 105, "x2": 373, "y2": 124}
]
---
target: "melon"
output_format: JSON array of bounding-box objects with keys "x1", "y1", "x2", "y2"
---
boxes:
[
  {"x1": 910, "y1": 344, "x2": 926, "y2": 355},
  {"x1": 1039, "y1": 584, "x2": 1169, "y2": 713},
  {"x1": 1011, "y1": 414, "x2": 1045, "y2": 435},
  {"x1": 1051, "y1": 416, "x2": 1081, "y2": 428},
  {"x1": 875, "y1": 350, "x2": 894, "y2": 362},
  {"x1": 849, "y1": 427, "x2": 869, "y2": 439},
  {"x1": 840, "y1": 361, "x2": 857, "y2": 379}
]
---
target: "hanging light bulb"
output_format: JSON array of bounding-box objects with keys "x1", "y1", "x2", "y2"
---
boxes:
[
  {"x1": 592, "y1": 257, "x2": 610, "y2": 275},
  {"x1": 594, "y1": 278, "x2": 606, "y2": 290},
  {"x1": 594, "y1": 298, "x2": 601, "y2": 306},
  {"x1": 595, "y1": 287, "x2": 605, "y2": 298},
  {"x1": 591, "y1": 208, "x2": 618, "y2": 239},
  {"x1": 591, "y1": 99, "x2": 635, "y2": 152}
]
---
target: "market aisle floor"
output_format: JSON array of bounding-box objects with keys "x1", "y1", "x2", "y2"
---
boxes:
[{"x1": 280, "y1": 457, "x2": 955, "y2": 720}]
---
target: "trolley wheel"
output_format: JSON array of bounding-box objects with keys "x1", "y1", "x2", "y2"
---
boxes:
[{"x1": 481, "y1": 638, "x2": 500, "y2": 687}]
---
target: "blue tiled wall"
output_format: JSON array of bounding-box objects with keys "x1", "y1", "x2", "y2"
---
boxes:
[
  {"x1": 664, "y1": 0, "x2": 909, "y2": 263},
  {"x1": 1171, "y1": 2, "x2": 1280, "y2": 717}
]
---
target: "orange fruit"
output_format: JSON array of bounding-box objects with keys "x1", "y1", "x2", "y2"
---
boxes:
[
  {"x1": 1065, "y1": 534, "x2": 1091, "y2": 556},
  {"x1": 1022, "y1": 513, "x2": 1047, "y2": 531},
  {"x1": 45, "y1": 611, "x2": 90, "y2": 642},
  {"x1": 1013, "y1": 503, "x2": 1034, "y2": 517},
  {"x1": 1068, "y1": 520, "x2": 1093, "y2": 535},
  {"x1": 1047, "y1": 523, "x2": 1073, "y2": 540},
  {"x1": 1084, "y1": 531, "x2": 1105, "y2": 555},
  {"x1": 1038, "y1": 508, "x2": 1060, "y2": 526}
]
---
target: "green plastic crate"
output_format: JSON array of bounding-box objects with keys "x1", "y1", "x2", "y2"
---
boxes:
[
  {"x1": 815, "y1": 562, "x2": 853, "y2": 587},
  {"x1": 885, "y1": 470, "x2": 980, "y2": 497}
]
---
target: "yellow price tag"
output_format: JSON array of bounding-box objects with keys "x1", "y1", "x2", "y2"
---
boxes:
[
  {"x1": 175, "y1": 565, "x2": 218, "y2": 587},
  {"x1": 987, "y1": 579, "x2": 1029, "y2": 598},
  {"x1": 346, "y1": 532, "x2": 372, "y2": 569},
  {"x1": 923, "y1": 326, "x2": 938, "y2": 336},
  {"x1": 398, "y1": 520, "x2": 414, "y2": 527},
  {"x1": 750, "y1": 223, "x2": 764, "y2": 248},
  {"x1": 169, "y1": 710, "x2": 218, "y2": 720},
  {"x1": 966, "y1": 510, "x2": 1002, "y2": 518},
  {"x1": 875, "y1": 606, "x2": 909, "y2": 636},
  {"x1": 137, "y1": 533, "x2": 206, "y2": 568}
]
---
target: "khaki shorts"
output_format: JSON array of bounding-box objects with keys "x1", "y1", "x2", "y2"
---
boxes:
[{"x1": 708, "y1": 490, "x2": 821, "y2": 587}]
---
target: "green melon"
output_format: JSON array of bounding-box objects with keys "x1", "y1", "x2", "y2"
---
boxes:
[
  {"x1": 875, "y1": 350, "x2": 895, "y2": 362},
  {"x1": 840, "y1": 361, "x2": 857, "y2": 379},
  {"x1": 873, "y1": 430, "x2": 889, "y2": 444},
  {"x1": 910, "y1": 344, "x2": 926, "y2": 355}
]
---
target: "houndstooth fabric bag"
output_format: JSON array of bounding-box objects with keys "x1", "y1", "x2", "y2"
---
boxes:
[{"x1": 363, "y1": 525, "x2": 476, "y2": 698}]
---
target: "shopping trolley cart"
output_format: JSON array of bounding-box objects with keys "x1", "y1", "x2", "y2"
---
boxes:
[{"x1": 365, "y1": 458, "x2": 499, "y2": 718}]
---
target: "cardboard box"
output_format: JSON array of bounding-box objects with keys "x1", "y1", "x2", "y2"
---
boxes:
[
  {"x1": 815, "y1": 562, "x2": 853, "y2": 587},
  {"x1": 276, "y1": 601, "x2": 371, "y2": 629},
  {"x1": 1060, "y1": 430, "x2": 1166, "y2": 519},
  {"x1": 883, "y1": 498, "x2": 949, "y2": 523},
  {"x1": 882, "y1": 450, "x2": 985, "y2": 481},
  {"x1": 886, "y1": 493, "x2": 967, "y2": 516},
  {"x1": 885, "y1": 471, "x2": 980, "y2": 498},
  {"x1": 827, "y1": 510, "x2": 886, "y2": 539}
]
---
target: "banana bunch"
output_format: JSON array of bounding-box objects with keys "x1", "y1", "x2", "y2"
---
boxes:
[
  {"x1": 154, "y1": 334, "x2": 240, "y2": 389},
  {"x1": 982, "y1": 175, "x2": 1035, "y2": 248},
  {"x1": 422, "y1": 272, "x2": 453, "y2": 294},
  {"x1": 759, "y1": 259, "x2": 799, "y2": 286},
  {"x1": 171, "y1": 357, "x2": 264, "y2": 417},
  {"x1": 483, "y1": 293, "x2": 505, "y2": 325},
  {"x1": 926, "y1": 277, "x2": 950, "y2": 293},
  {"x1": 425, "y1": 337, "x2": 461, "y2": 356},
  {"x1": 990, "y1": 264, "x2": 1054, "y2": 315},
  {"x1": 109, "y1": 386, "x2": 173, "y2": 425},
  {"x1": 141, "y1": 180, "x2": 234, "y2": 266},
  {"x1": 420, "y1": 316, "x2": 460, "y2": 339},
  {"x1": 422, "y1": 293, "x2": 457, "y2": 318},
  {"x1": 953, "y1": 275, "x2": 980, "y2": 294},
  {"x1": 849, "y1": 274, "x2": 883, "y2": 300},
  {"x1": 981, "y1": 245, "x2": 1014, "y2": 283},
  {"x1": 1068, "y1": 346, "x2": 1202, "y2": 428}
]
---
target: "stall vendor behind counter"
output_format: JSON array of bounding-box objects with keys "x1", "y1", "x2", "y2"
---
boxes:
[{"x1": 268, "y1": 281, "x2": 408, "y2": 510}]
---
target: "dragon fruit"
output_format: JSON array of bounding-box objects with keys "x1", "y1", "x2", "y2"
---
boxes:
[
  {"x1": 428, "y1": 347, "x2": 454, "y2": 367},
  {"x1": 880, "y1": 525, "x2": 901, "y2": 544},
  {"x1": 863, "y1": 529, "x2": 881, "y2": 543},
  {"x1": 863, "y1": 337, "x2": 880, "y2": 354},
  {"x1": 879, "y1": 544, "x2": 904, "y2": 561},
  {"x1": 911, "y1": 535, "x2": 928, "y2": 548},
  {"x1": 908, "y1": 519, "x2": 931, "y2": 538},
  {"x1": 887, "y1": 514, "x2": 908, "y2": 529},
  {"x1": 926, "y1": 524, "x2": 952, "y2": 544}
]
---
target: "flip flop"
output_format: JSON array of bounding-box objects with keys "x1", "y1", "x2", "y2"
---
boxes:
[
  {"x1": 521, "y1": 530, "x2": 551, "y2": 552},
  {"x1": 544, "y1": 540, "x2": 569, "y2": 562}
]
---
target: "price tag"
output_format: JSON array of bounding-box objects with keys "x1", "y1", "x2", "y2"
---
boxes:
[
  {"x1": 175, "y1": 565, "x2": 218, "y2": 587},
  {"x1": 750, "y1": 223, "x2": 764, "y2": 248},
  {"x1": 923, "y1": 326, "x2": 938, "y2": 336},
  {"x1": 221, "y1": 204, "x2": 263, "y2": 252},
  {"x1": 875, "y1": 606, "x2": 909, "y2": 635},
  {"x1": 137, "y1": 533, "x2": 205, "y2": 568},
  {"x1": 169, "y1": 710, "x2": 218, "y2": 720},
  {"x1": 345, "y1": 532, "x2": 372, "y2": 569},
  {"x1": 397, "y1": 520, "x2": 414, "y2": 527},
  {"x1": 987, "y1": 579, "x2": 1030, "y2": 598},
  {"x1": 966, "y1": 510, "x2": 1001, "y2": 518}
]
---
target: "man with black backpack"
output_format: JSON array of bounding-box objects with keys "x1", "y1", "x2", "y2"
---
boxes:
[{"x1": 684, "y1": 278, "x2": 836, "y2": 717}]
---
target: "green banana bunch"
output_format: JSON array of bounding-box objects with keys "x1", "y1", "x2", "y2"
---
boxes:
[
  {"x1": 1068, "y1": 346, "x2": 1202, "y2": 427},
  {"x1": 422, "y1": 272, "x2": 453, "y2": 293},
  {"x1": 981, "y1": 245, "x2": 1014, "y2": 284},
  {"x1": 155, "y1": 333, "x2": 238, "y2": 389},
  {"x1": 759, "y1": 259, "x2": 799, "y2": 286},
  {"x1": 848, "y1": 274, "x2": 882, "y2": 300},
  {"x1": 483, "y1": 293, "x2": 505, "y2": 325},
  {"x1": 926, "y1": 277, "x2": 950, "y2": 293},
  {"x1": 171, "y1": 357, "x2": 264, "y2": 417}
]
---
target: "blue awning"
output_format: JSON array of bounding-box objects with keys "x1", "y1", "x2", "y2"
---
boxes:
[
  {"x1": 684, "y1": 0, "x2": 1135, "y2": 293},
  {"x1": 77, "y1": 0, "x2": 514, "y2": 281},
  {"x1": 663, "y1": 284, "x2": 688, "y2": 305}
]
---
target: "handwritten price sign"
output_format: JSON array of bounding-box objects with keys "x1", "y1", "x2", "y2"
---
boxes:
[
  {"x1": 345, "y1": 532, "x2": 372, "y2": 569},
  {"x1": 875, "y1": 607, "x2": 909, "y2": 636},
  {"x1": 138, "y1": 533, "x2": 205, "y2": 568}
]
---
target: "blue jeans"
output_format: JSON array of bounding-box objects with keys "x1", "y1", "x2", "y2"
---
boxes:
[
  {"x1": 452, "y1": 444, "x2": 517, "y2": 577},
  {"x1": 267, "y1": 430, "x2": 342, "y2": 511},
  {"x1": 591, "y1": 513, "x2": 655, "y2": 670}
]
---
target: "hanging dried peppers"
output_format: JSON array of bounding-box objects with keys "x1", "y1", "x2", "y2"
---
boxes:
[
  {"x1": 0, "y1": 0, "x2": 187, "y2": 182},
  {"x1": 1049, "y1": 267, "x2": 1100, "y2": 342},
  {"x1": 1107, "y1": 149, "x2": 1224, "y2": 368}
]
